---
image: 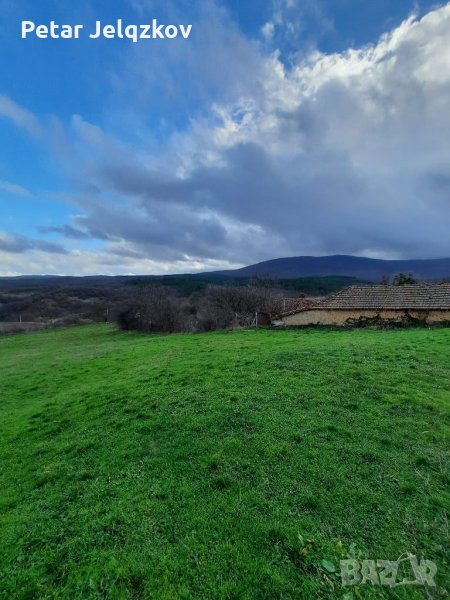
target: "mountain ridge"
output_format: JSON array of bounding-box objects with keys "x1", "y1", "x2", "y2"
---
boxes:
[
  {"x1": 215, "y1": 254, "x2": 450, "y2": 281},
  {"x1": 1, "y1": 255, "x2": 450, "y2": 282}
]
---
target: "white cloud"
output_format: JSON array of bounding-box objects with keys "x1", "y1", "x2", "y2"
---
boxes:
[
  {"x1": 261, "y1": 21, "x2": 275, "y2": 40},
  {"x1": 0, "y1": 180, "x2": 33, "y2": 197},
  {"x1": 0, "y1": 247, "x2": 242, "y2": 276},
  {"x1": 0, "y1": 94, "x2": 43, "y2": 138}
]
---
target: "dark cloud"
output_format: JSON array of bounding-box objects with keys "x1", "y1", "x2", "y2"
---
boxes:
[
  {"x1": 38, "y1": 224, "x2": 91, "y2": 240},
  {"x1": 0, "y1": 233, "x2": 68, "y2": 254},
  {"x1": 72, "y1": 198, "x2": 231, "y2": 261}
]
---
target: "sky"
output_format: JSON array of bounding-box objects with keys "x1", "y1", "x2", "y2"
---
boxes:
[{"x1": 0, "y1": 0, "x2": 449, "y2": 276}]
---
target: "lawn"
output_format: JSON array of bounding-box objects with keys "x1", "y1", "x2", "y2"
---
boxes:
[{"x1": 0, "y1": 325, "x2": 449, "y2": 599}]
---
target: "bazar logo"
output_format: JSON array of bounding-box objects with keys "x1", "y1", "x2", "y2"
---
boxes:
[{"x1": 340, "y1": 555, "x2": 437, "y2": 588}]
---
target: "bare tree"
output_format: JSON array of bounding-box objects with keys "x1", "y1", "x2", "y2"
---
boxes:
[
  {"x1": 118, "y1": 286, "x2": 179, "y2": 333},
  {"x1": 201, "y1": 283, "x2": 279, "y2": 329},
  {"x1": 118, "y1": 281, "x2": 281, "y2": 334}
]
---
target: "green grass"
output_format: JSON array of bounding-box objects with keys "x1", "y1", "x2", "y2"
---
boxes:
[{"x1": 0, "y1": 325, "x2": 449, "y2": 599}]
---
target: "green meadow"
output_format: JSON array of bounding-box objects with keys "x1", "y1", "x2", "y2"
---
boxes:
[{"x1": 0, "y1": 325, "x2": 449, "y2": 599}]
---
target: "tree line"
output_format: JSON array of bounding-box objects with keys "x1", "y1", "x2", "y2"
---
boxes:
[{"x1": 117, "y1": 280, "x2": 282, "y2": 334}]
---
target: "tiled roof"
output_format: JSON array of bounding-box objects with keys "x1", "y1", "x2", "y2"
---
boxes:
[
  {"x1": 279, "y1": 298, "x2": 316, "y2": 316},
  {"x1": 313, "y1": 284, "x2": 450, "y2": 310}
]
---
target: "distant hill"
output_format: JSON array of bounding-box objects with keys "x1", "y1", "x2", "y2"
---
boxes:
[
  {"x1": 2, "y1": 255, "x2": 450, "y2": 288},
  {"x1": 216, "y1": 255, "x2": 450, "y2": 281}
]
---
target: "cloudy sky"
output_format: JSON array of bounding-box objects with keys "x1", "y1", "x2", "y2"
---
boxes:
[{"x1": 0, "y1": 0, "x2": 449, "y2": 275}]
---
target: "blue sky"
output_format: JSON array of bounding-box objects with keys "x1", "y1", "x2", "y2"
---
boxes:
[{"x1": 0, "y1": 0, "x2": 449, "y2": 275}]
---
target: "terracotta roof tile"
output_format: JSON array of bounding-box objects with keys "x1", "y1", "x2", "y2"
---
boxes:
[
  {"x1": 313, "y1": 284, "x2": 450, "y2": 310},
  {"x1": 279, "y1": 298, "x2": 315, "y2": 316}
]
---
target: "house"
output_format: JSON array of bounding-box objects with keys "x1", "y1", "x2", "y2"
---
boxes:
[{"x1": 280, "y1": 283, "x2": 450, "y2": 326}]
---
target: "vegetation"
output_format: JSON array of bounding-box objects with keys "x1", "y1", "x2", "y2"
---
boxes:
[
  {"x1": 0, "y1": 275, "x2": 363, "y2": 332},
  {"x1": 276, "y1": 276, "x2": 365, "y2": 295},
  {"x1": 392, "y1": 273, "x2": 418, "y2": 286},
  {"x1": 0, "y1": 325, "x2": 448, "y2": 598},
  {"x1": 0, "y1": 278, "x2": 131, "y2": 328},
  {"x1": 118, "y1": 282, "x2": 278, "y2": 333},
  {"x1": 127, "y1": 274, "x2": 365, "y2": 297}
]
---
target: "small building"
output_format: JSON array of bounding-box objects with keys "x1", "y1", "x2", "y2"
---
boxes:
[{"x1": 281, "y1": 284, "x2": 450, "y2": 327}]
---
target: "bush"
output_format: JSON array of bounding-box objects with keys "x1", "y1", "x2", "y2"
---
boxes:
[
  {"x1": 117, "y1": 282, "x2": 281, "y2": 334},
  {"x1": 118, "y1": 286, "x2": 180, "y2": 333}
]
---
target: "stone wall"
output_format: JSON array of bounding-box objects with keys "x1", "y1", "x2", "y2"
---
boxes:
[{"x1": 282, "y1": 309, "x2": 450, "y2": 326}]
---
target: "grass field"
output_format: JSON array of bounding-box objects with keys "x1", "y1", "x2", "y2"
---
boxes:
[{"x1": 0, "y1": 325, "x2": 449, "y2": 599}]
